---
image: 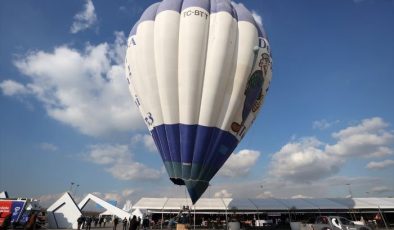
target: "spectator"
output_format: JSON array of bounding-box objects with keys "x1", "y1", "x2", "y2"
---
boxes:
[
  {"x1": 77, "y1": 216, "x2": 84, "y2": 230},
  {"x1": 85, "y1": 216, "x2": 92, "y2": 230},
  {"x1": 114, "y1": 217, "x2": 119, "y2": 230},
  {"x1": 129, "y1": 216, "x2": 138, "y2": 230},
  {"x1": 122, "y1": 218, "x2": 128, "y2": 230}
]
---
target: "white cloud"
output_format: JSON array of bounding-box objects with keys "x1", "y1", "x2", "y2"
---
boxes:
[
  {"x1": 291, "y1": 194, "x2": 313, "y2": 199},
  {"x1": 35, "y1": 193, "x2": 63, "y2": 208},
  {"x1": 219, "y1": 149, "x2": 260, "y2": 177},
  {"x1": 131, "y1": 134, "x2": 157, "y2": 153},
  {"x1": 256, "y1": 191, "x2": 273, "y2": 198},
  {"x1": 0, "y1": 80, "x2": 30, "y2": 96},
  {"x1": 87, "y1": 144, "x2": 129, "y2": 165},
  {"x1": 40, "y1": 142, "x2": 58, "y2": 152},
  {"x1": 70, "y1": 0, "x2": 97, "y2": 34},
  {"x1": 209, "y1": 176, "x2": 385, "y2": 199},
  {"x1": 326, "y1": 117, "x2": 394, "y2": 158},
  {"x1": 371, "y1": 186, "x2": 391, "y2": 193},
  {"x1": 366, "y1": 159, "x2": 394, "y2": 169},
  {"x1": 214, "y1": 189, "x2": 232, "y2": 198},
  {"x1": 313, "y1": 119, "x2": 339, "y2": 130},
  {"x1": 269, "y1": 137, "x2": 343, "y2": 183},
  {"x1": 92, "y1": 191, "x2": 123, "y2": 203},
  {"x1": 268, "y1": 118, "x2": 394, "y2": 183},
  {"x1": 122, "y1": 189, "x2": 135, "y2": 197},
  {"x1": 85, "y1": 144, "x2": 161, "y2": 180},
  {"x1": 3, "y1": 32, "x2": 144, "y2": 137},
  {"x1": 106, "y1": 162, "x2": 161, "y2": 181}
]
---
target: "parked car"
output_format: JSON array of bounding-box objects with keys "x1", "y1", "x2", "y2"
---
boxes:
[{"x1": 312, "y1": 216, "x2": 370, "y2": 230}]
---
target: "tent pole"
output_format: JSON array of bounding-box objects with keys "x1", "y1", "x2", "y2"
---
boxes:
[
  {"x1": 161, "y1": 212, "x2": 163, "y2": 230},
  {"x1": 193, "y1": 205, "x2": 196, "y2": 230},
  {"x1": 378, "y1": 206, "x2": 388, "y2": 230}
]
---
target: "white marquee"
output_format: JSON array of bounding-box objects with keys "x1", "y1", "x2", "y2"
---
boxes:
[{"x1": 133, "y1": 197, "x2": 394, "y2": 212}]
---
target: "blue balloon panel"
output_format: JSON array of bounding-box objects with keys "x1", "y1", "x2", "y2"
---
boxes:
[{"x1": 151, "y1": 124, "x2": 239, "y2": 203}]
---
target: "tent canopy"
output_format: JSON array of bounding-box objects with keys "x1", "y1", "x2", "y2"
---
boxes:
[{"x1": 133, "y1": 197, "x2": 394, "y2": 212}]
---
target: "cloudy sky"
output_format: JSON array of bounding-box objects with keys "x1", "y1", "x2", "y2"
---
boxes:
[{"x1": 1, "y1": 0, "x2": 393, "y2": 208}]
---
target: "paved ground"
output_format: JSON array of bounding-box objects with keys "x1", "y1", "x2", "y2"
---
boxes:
[{"x1": 44, "y1": 227, "x2": 394, "y2": 230}]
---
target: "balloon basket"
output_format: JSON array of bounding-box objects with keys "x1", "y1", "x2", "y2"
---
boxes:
[{"x1": 176, "y1": 223, "x2": 189, "y2": 230}]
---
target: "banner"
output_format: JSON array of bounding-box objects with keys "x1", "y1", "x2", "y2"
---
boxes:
[
  {"x1": 11, "y1": 201, "x2": 26, "y2": 223},
  {"x1": 0, "y1": 200, "x2": 12, "y2": 226},
  {"x1": 0, "y1": 200, "x2": 26, "y2": 225}
]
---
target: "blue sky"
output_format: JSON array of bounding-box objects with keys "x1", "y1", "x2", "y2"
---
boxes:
[{"x1": 0, "y1": 0, "x2": 393, "y2": 208}]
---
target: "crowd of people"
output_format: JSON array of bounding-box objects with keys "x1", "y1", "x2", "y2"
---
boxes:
[{"x1": 77, "y1": 215, "x2": 150, "y2": 230}]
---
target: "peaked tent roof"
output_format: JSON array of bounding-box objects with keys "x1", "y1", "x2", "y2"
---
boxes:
[
  {"x1": 0, "y1": 191, "x2": 9, "y2": 199},
  {"x1": 47, "y1": 192, "x2": 82, "y2": 229},
  {"x1": 78, "y1": 193, "x2": 131, "y2": 219}
]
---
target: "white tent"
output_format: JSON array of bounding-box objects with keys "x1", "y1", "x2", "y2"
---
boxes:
[
  {"x1": 131, "y1": 208, "x2": 145, "y2": 219},
  {"x1": 79, "y1": 193, "x2": 131, "y2": 219},
  {"x1": 123, "y1": 200, "x2": 133, "y2": 212},
  {"x1": 133, "y1": 197, "x2": 394, "y2": 212},
  {"x1": 47, "y1": 192, "x2": 82, "y2": 229},
  {"x1": 0, "y1": 191, "x2": 9, "y2": 199}
]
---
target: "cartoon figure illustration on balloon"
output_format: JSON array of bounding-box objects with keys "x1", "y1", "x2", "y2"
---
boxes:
[{"x1": 231, "y1": 52, "x2": 271, "y2": 135}]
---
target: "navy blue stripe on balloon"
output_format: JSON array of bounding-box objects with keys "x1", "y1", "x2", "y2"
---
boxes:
[
  {"x1": 156, "y1": 126, "x2": 172, "y2": 162},
  {"x1": 196, "y1": 129, "x2": 238, "y2": 181},
  {"x1": 179, "y1": 124, "x2": 197, "y2": 163},
  {"x1": 151, "y1": 124, "x2": 182, "y2": 164},
  {"x1": 151, "y1": 124, "x2": 238, "y2": 181},
  {"x1": 150, "y1": 129, "x2": 169, "y2": 162},
  {"x1": 192, "y1": 125, "x2": 214, "y2": 164}
]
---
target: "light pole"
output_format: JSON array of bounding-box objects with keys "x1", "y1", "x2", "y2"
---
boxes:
[
  {"x1": 346, "y1": 183, "x2": 353, "y2": 198},
  {"x1": 74, "y1": 184, "x2": 80, "y2": 197},
  {"x1": 69, "y1": 182, "x2": 75, "y2": 193},
  {"x1": 259, "y1": 185, "x2": 265, "y2": 198}
]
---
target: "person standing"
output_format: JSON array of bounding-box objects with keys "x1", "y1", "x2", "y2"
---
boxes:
[
  {"x1": 122, "y1": 218, "x2": 128, "y2": 230},
  {"x1": 77, "y1": 216, "x2": 83, "y2": 230},
  {"x1": 142, "y1": 217, "x2": 149, "y2": 230},
  {"x1": 129, "y1": 216, "x2": 138, "y2": 230},
  {"x1": 85, "y1": 216, "x2": 92, "y2": 230},
  {"x1": 137, "y1": 217, "x2": 141, "y2": 230},
  {"x1": 113, "y1": 217, "x2": 119, "y2": 230},
  {"x1": 24, "y1": 212, "x2": 38, "y2": 230}
]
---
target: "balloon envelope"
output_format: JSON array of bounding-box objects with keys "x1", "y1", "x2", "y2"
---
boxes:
[{"x1": 125, "y1": 0, "x2": 272, "y2": 203}]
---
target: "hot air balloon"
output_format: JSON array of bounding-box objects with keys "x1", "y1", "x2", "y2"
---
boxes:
[{"x1": 125, "y1": 0, "x2": 272, "y2": 204}]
